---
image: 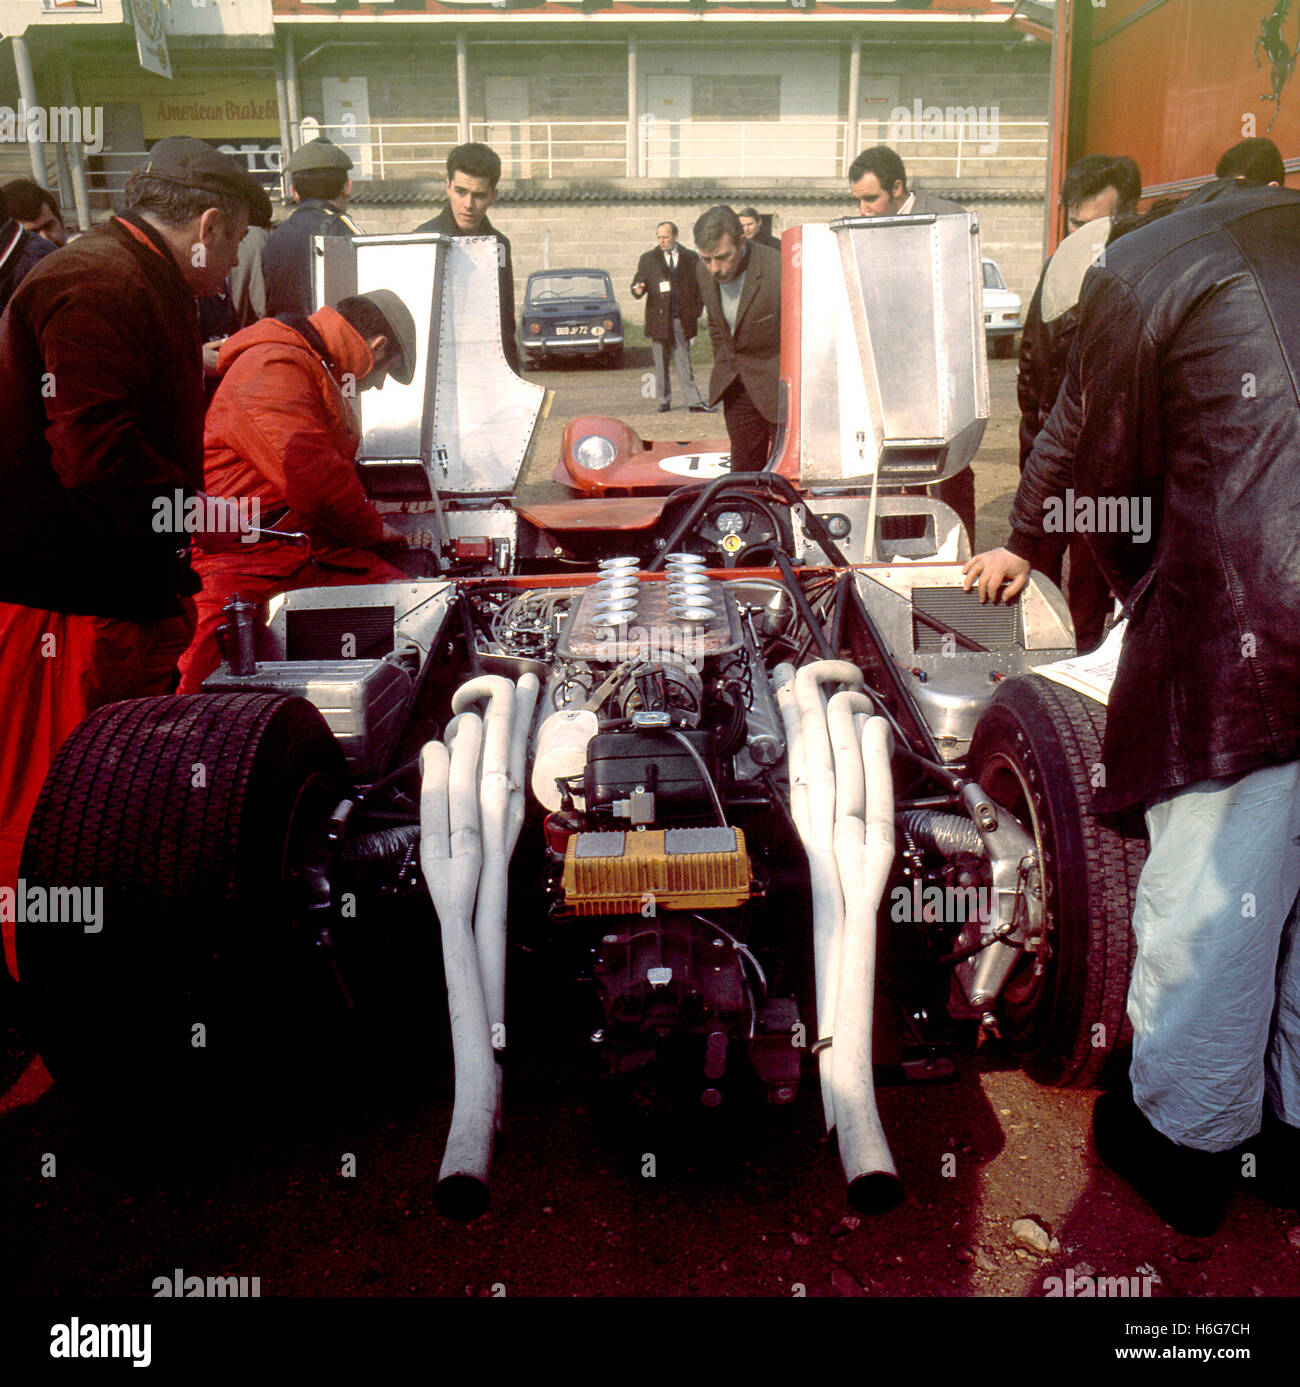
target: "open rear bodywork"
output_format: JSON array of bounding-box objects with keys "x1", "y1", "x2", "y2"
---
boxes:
[{"x1": 16, "y1": 209, "x2": 1142, "y2": 1225}]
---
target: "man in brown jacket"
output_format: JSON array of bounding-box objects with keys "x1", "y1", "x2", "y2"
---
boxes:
[
  {"x1": 694, "y1": 204, "x2": 781, "y2": 473},
  {"x1": 0, "y1": 137, "x2": 269, "y2": 989}
]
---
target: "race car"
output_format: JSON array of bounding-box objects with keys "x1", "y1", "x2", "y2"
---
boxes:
[{"x1": 15, "y1": 218, "x2": 1144, "y2": 1221}]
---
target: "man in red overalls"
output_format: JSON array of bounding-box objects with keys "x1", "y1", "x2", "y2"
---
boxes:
[{"x1": 175, "y1": 289, "x2": 417, "y2": 693}]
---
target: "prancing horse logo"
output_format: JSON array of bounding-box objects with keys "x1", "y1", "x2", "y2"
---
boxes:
[{"x1": 1258, "y1": 0, "x2": 1300, "y2": 131}]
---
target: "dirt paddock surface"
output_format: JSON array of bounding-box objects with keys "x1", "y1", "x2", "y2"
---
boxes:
[{"x1": 3, "y1": 355, "x2": 1297, "y2": 1355}]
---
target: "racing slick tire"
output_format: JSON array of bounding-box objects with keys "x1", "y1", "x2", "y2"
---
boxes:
[
  {"x1": 16, "y1": 693, "x2": 352, "y2": 1104},
  {"x1": 966, "y1": 675, "x2": 1147, "y2": 1088}
]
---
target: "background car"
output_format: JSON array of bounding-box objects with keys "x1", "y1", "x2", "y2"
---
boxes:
[
  {"x1": 982, "y1": 256, "x2": 1023, "y2": 358},
  {"x1": 520, "y1": 268, "x2": 624, "y2": 368}
]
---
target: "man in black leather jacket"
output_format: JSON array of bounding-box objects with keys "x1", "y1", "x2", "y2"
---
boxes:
[{"x1": 966, "y1": 182, "x2": 1300, "y2": 1235}]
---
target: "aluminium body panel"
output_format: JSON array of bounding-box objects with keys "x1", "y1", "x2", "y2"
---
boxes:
[
  {"x1": 796, "y1": 215, "x2": 989, "y2": 489},
  {"x1": 314, "y1": 232, "x2": 547, "y2": 500}
]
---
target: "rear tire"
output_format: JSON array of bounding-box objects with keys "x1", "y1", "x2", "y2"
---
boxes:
[
  {"x1": 966, "y1": 676, "x2": 1146, "y2": 1087},
  {"x1": 17, "y1": 693, "x2": 352, "y2": 1103}
]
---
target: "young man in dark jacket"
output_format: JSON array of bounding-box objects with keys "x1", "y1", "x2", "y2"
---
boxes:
[
  {"x1": 0, "y1": 137, "x2": 270, "y2": 987},
  {"x1": 413, "y1": 142, "x2": 519, "y2": 373}
]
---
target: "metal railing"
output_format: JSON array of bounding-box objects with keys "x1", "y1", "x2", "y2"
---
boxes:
[{"x1": 66, "y1": 116, "x2": 1048, "y2": 205}]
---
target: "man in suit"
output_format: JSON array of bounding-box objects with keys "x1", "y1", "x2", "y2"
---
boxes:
[
  {"x1": 413, "y1": 142, "x2": 519, "y2": 373},
  {"x1": 694, "y1": 204, "x2": 781, "y2": 473},
  {"x1": 847, "y1": 146, "x2": 973, "y2": 541},
  {"x1": 631, "y1": 221, "x2": 709, "y2": 413}
]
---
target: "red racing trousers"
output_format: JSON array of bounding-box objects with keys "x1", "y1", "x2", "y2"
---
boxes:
[{"x1": 0, "y1": 600, "x2": 195, "y2": 980}]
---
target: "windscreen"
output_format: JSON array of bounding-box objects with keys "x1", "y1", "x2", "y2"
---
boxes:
[{"x1": 528, "y1": 274, "x2": 610, "y2": 301}]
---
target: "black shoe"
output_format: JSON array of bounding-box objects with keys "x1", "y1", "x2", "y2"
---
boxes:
[
  {"x1": 1237, "y1": 1109, "x2": 1300, "y2": 1210},
  {"x1": 1092, "y1": 1083, "x2": 1233, "y2": 1237},
  {"x1": 658, "y1": 403, "x2": 671, "y2": 413},
  {"x1": 689, "y1": 403, "x2": 718, "y2": 413}
]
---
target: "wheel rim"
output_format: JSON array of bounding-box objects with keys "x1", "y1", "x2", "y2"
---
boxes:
[
  {"x1": 281, "y1": 770, "x2": 347, "y2": 937},
  {"x1": 977, "y1": 750, "x2": 1051, "y2": 1010}
]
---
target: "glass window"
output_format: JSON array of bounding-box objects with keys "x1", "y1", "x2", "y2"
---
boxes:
[{"x1": 527, "y1": 274, "x2": 611, "y2": 302}]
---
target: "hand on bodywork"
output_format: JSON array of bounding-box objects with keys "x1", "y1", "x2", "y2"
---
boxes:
[
  {"x1": 962, "y1": 547, "x2": 1031, "y2": 604},
  {"x1": 964, "y1": 317, "x2": 1089, "y2": 604},
  {"x1": 962, "y1": 357, "x2": 1080, "y2": 603}
]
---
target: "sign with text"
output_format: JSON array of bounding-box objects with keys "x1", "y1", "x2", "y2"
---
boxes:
[{"x1": 128, "y1": 0, "x2": 172, "y2": 81}]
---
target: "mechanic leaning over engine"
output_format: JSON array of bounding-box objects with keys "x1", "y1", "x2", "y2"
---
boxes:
[
  {"x1": 0, "y1": 138, "x2": 271, "y2": 987},
  {"x1": 974, "y1": 181, "x2": 1300, "y2": 1237},
  {"x1": 175, "y1": 289, "x2": 418, "y2": 694}
]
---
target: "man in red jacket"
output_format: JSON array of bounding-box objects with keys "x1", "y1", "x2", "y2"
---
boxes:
[
  {"x1": 176, "y1": 289, "x2": 418, "y2": 693},
  {"x1": 0, "y1": 138, "x2": 269, "y2": 996}
]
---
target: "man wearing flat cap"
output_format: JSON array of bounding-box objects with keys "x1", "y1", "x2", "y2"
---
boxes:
[
  {"x1": 0, "y1": 136, "x2": 270, "y2": 995},
  {"x1": 262, "y1": 138, "x2": 362, "y2": 318},
  {"x1": 177, "y1": 289, "x2": 419, "y2": 692}
]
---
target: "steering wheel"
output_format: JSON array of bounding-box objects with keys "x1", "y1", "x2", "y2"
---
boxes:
[{"x1": 663, "y1": 493, "x2": 793, "y2": 569}]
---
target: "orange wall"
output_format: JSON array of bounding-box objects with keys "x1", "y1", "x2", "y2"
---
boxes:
[{"x1": 1076, "y1": 0, "x2": 1299, "y2": 191}]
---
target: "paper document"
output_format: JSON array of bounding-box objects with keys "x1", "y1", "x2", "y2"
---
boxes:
[{"x1": 1030, "y1": 618, "x2": 1128, "y2": 706}]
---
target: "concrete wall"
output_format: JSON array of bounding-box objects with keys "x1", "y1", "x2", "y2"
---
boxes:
[{"x1": 353, "y1": 191, "x2": 1046, "y2": 318}]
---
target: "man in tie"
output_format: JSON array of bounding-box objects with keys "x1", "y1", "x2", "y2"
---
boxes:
[{"x1": 631, "y1": 221, "x2": 711, "y2": 414}]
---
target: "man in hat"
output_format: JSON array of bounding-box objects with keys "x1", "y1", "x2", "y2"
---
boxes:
[
  {"x1": 262, "y1": 137, "x2": 362, "y2": 318},
  {"x1": 0, "y1": 136, "x2": 271, "y2": 990},
  {"x1": 177, "y1": 289, "x2": 419, "y2": 692},
  {"x1": 413, "y1": 142, "x2": 519, "y2": 372}
]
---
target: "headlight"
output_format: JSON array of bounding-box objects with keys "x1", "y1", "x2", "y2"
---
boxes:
[
  {"x1": 602, "y1": 318, "x2": 616, "y2": 330},
  {"x1": 527, "y1": 321, "x2": 541, "y2": 335},
  {"x1": 574, "y1": 434, "x2": 618, "y2": 470}
]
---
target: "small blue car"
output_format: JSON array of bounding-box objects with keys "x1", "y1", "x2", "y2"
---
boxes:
[{"x1": 520, "y1": 268, "x2": 624, "y2": 369}]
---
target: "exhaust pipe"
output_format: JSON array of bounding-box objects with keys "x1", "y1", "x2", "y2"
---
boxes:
[
  {"x1": 830, "y1": 706, "x2": 902, "y2": 1213},
  {"x1": 450, "y1": 677, "x2": 515, "y2": 1096},
  {"x1": 425, "y1": 674, "x2": 539, "y2": 1220},
  {"x1": 790, "y1": 661, "x2": 865, "y2": 1131},
  {"x1": 419, "y1": 714, "x2": 494, "y2": 1221}
]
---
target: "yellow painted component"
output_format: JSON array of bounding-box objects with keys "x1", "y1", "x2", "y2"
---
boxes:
[{"x1": 561, "y1": 828, "x2": 752, "y2": 915}]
